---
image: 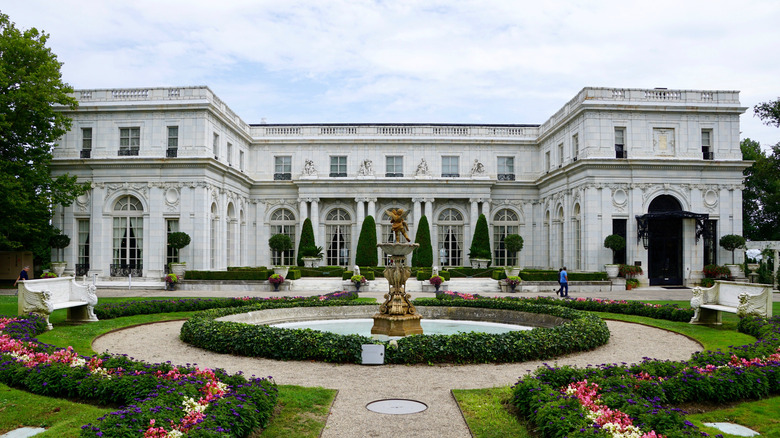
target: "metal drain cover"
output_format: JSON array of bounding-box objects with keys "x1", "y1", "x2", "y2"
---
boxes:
[{"x1": 366, "y1": 399, "x2": 428, "y2": 414}]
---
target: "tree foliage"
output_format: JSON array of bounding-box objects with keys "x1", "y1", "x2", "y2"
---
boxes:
[
  {"x1": 412, "y1": 215, "x2": 432, "y2": 267},
  {"x1": 296, "y1": 218, "x2": 318, "y2": 266},
  {"x1": 167, "y1": 232, "x2": 191, "y2": 251},
  {"x1": 719, "y1": 234, "x2": 746, "y2": 264},
  {"x1": 741, "y1": 138, "x2": 780, "y2": 240},
  {"x1": 754, "y1": 98, "x2": 780, "y2": 127},
  {"x1": 0, "y1": 13, "x2": 86, "y2": 263},
  {"x1": 469, "y1": 214, "x2": 492, "y2": 260},
  {"x1": 355, "y1": 215, "x2": 378, "y2": 267},
  {"x1": 268, "y1": 234, "x2": 292, "y2": 254}
]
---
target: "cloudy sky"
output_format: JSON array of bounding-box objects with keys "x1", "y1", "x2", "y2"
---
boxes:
[{"x1": 4, "y1": 1, "x2": 779, "y2": 147}]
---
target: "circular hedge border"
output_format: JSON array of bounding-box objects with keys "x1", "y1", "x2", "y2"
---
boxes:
[{"x1": 180, "y1": 298, "x2": 610, "y2": 364}]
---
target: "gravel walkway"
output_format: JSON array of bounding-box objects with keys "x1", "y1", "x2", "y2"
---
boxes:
[{"x1": 93, "y1": 318, "x2": 701, "y2": 438}]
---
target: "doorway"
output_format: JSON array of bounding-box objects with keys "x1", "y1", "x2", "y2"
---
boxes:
[{"x1": 647, "y1": 196, "x2": 683, "y2": 286}]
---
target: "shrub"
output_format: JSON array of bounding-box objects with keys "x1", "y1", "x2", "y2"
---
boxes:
[
  {"x1": 49, "y1": 233, "x2": 70, "y2": 261},
  {"x1": 505, "y1": 276, "x2": 521, "y2": 287},
  {"x1": 296, "y1": 218, "x2": 319, "y2": 266},
  {"x1": 185, "y1": 269, "x2": 269, "y2": 280},
  {"x1": 40, "y1": 271, "x2": 57, "y2": 278},
  {"x1": 468, "y1": 214, "x2": 492, "y2": 260},
  {"x1": 429, "y1": 275, "x2": 444, "y2": 286},
  {"x1": 700, "y1": 277, "x2": 715, "y2": 287},
  {"x1": 603, "y1": 234, "x2": 625, "y2": 264},
  {"x1": 167, "y1": 231, "x2": 191, "y2": 251},
  {"x1": 350, "y1": 274, "x2": 367, "y2": 285},
  {"x1": 618, "y1": 264, "x2": 642, "y2": 278},
  {"x1": 268, "y1": 273, "x2": 284, "y2": 284},
  {"x1": 355, "y1": 215, "x2": 378, "y2": 266},
  {"x1": 719, "y1": 234, "x2": 746, "y2": 264},
  {"x1": 268, "y1": 233, "x2": 292, "y2": 262},
  {"x1": 703, "y1": 264, "x2": 730, "y2": 278},
  {"x1": 503, "y1": 234, "x2": 524, "y2": 264},
  {"x1": 412, "y1": 215, "x2": 433, "y2": 267}
]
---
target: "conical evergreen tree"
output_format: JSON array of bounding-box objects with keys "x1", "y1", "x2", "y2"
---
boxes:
[
  {"x1": 469, "y1": 214, "x2": 492, "y2": 260},
  {"x1": 296, "y1": 218, "x2": 316, "y2": 267},
  {"x1": 412, "y1": 215, "x2": 433, "y2": 267},
  {"x1": 355, "y1": 215, "x2": 378, "y2": 267}
]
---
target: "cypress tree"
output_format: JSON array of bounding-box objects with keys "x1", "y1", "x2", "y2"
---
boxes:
[
  {"x1": 355, "y1": 215, "x2": 378, "y2": 267},
  {"x1": 296, "y1": 218, "x2": 316, "y2": 267},
  {"x1": 412, "y1": 215, "x2": 433, "y2": 267},
  {"x1": 469, "y1": 214, "x2": 492, "y2": 260}
]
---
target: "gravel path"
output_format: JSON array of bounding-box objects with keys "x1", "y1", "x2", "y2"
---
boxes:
[{"x1": 93, "y1": 320, "x2": 701, "y2": 438}]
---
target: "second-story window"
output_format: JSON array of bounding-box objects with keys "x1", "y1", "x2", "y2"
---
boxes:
[
  {"x1": 386, "y1": 156, "x2": 403, "y2": 177},
  {"x1": 330, "y1": 156, "x2": 347, "y2": 177},
  {"x1": 572, "y1": 133, "x2": 579, "y2": 161},
  {"x1": 167, "y1": 126, "x2": 178, "y2": 158},
  {"x1": 702, "y1": 130, "x2": 713, "y2": 160},
  {"x1": 227, "y1": 142, "x2": 233, "y2": 166},
  {"x1": 212, "y1": 133, "x2": 219, "y2": 159},
  {"x1": 119, "y1": 127, "x2": 140, "y2": 156},
  {"x1": 442, "y1": 156, "x2": 459, "y2": 177},
  {"x1": 239, "y1": 150, "x2": 245, "y2": 172},
  {"x1": 545, "y1": 151, "x2": 551, "y2": 172},
  {"x1": 558, "y1": 143, "x2": 564, "y2": 166},
  {"x1": 497, "y1": 157, "x2": 514, "y2": 180},
  {"x1": 81, "y1": 128, "x2": 92, "y2": 158},
  {"x1": 274, "y1": 156, "x2": 291, "y2": 180},
  {"x1": 615, "y1": 127, "x2": 626, "y2": 158}
]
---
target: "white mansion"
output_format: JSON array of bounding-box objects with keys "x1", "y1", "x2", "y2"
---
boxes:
[{"x1": 50, "y1": 86, "x2": 748, "y2": 286}]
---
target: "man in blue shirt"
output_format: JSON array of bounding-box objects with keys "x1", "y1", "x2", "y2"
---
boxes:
[
  {"x1": 558, "y1": 267, "x2": 568, "y2": 298},
  {"x1": 14, "y1": 266, "x2": 30, "y2": 289}
]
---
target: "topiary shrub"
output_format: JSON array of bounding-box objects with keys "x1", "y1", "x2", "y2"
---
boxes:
[
  {"x1": 355, "y1": 215, "x2": 378, "y2": 267},
  {"x1": 296, "y1": 218, "x2": 318, "y2": 266},
  {"x1": 468, "y1": 214, "x2": 492, "y2": 260},
  {"x1": 412, "y1": 215, "x2": 433, "y2": 267},
  {"x1": 719, "y1": 234, "x2": 746, "y2": 264},
  {"x1": 603, "y1": 234, "x2": 625, "y2": 264},
  {"x1": 503, "y1": 234, "x2": 524, "y2": 265},
  {"x1": 49, "y1": 233, "x2": 70, "y2": 261},
  {"x1": 268, "y1": 233, "x2": 292, "y2": 265}
]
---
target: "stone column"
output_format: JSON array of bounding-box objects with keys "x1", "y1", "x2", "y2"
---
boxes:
[
  {"x1": 482, "y1": 199, "x2": 491, "y2": 224},
  {"x1": 355, "y1": 198, "x2": 365, "y2": 226},
  {"x1": 367, "y1": 198, "x2": 376, "y2": 219},
  {"x1": 412, "y1": 198, "x2": 423, "y2": 232},
  {"x1": 298, "y1": 198, "x2": 308, "y2": 227},
  {"x1": 310, "y1": 198, "x2": 320, "y2": 246},
  {"x1": 425, "y1": 198, "x2": 436, "y2": 254},
  {"x1": 256, "y1": 201, "x2": 268, "y2": 267}
]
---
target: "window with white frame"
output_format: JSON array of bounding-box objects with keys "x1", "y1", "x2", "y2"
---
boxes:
[
  {"x1": 437, "y1": 208, "x2": 463, "y2": 266},
  {"x1": 119, "y1": 127, "x2": 140, "y2": 156},
  {"x1": 558, "y1": 143, "x2": 564, "y2": 166},
  {"x1": 325, "y1": 208, "x2": 351, "y2": 266},
  {"x1": 572, "y1": 133, "x2": 579, "y2": 160},
  {"x1": 274, "y1": 156, "x2": 291, "y2": 180},
  {"x1": 386, "y1": 156, "x2": 403, "y2": 177},
  {"x1": 330, "y1": 156, "x2": 347, "y2": 177},
  {"x1": 210, "y1": 203, "x2": 218, "y2": 269},
  {"x1": 492, "y1": 209, "x2": 519, "y2": 266},
  {"x1": 497, "y1": 157, "x2": 514, "y2": 180},
  {"x1": 270, "y1": 208, "x2": 296, "y2": 266},
  {"x1": 545, "y1": 151, "x2": 551, "y2": 171},
  {"x1": 112, "y1": 195, "x2": 143, "y2": 275},
  {"x1": 239, "y1": 150, "x2": 245, "y2": 171},
  {"x1": 166, "y1": 219, "x2": 179, "y2": 265},
  {"x1": 81, "y1": 128, "x2": 92, "y2": 158},
  {"x1": 702, "y1": 129, "x2": 713, "y2": 160},
  {"x1": 212, "y1": 133, "x2": 219, "y2": 159},
  {"x1": 167, "y1": 126, "x2": 178, "y2": 157},
  {"x1": 227, "y1": 142, "x2": 233, "y2": 166},
  {"x1": 77, "y1": 219, "x2": 90, "y2": 275},
  {"x1": 442, "y1": 156, "x2": 459, "y2": 177},
  {"x1": 615, "y1": 127, "x2": 626, "y2": 158}
]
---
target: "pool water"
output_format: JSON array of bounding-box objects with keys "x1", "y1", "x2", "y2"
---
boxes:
[{"x1": 271, "y1": 318, "x2": 532, "y2": 338}]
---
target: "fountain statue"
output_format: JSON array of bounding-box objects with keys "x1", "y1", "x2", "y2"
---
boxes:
[{"x1": 372, "y1": 208, "x2": 423, "y2": 336}]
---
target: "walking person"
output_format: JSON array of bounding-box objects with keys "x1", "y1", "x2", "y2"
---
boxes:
[
  {"x1": 13, "y1": 266, "x2": 30, "y2": 293},
  {"x1": 558, "y1": 267, "x2": 569, "y2": 298},
  {"x1": 556, "y1": 268, "x2": 562, "y2": 296}
]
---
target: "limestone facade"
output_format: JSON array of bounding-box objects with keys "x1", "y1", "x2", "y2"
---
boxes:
[{"x1": 50, "y1": 87, "x2": 748, "y2": 286}]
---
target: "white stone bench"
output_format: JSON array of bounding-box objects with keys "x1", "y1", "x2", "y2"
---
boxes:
[
  {"x1": 690, "y1": 280, "x2": 772, "y2": 324},
  {"x1": 18, "y1": 277, "x2": 99, "y2": 330}
]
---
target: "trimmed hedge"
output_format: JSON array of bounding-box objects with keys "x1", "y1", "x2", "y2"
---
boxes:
[
  {"x1": 447, "y1": 267, "x2": 496, "y2": 277},
  {"x1": 297, "y1": 217, "x2": 317, "y2": 267},
  {"x1": 185, "y1": 269, "x2": 268, "y2": 280},
  {"x1": 180, "y1": 297, "x2": 609, "y2": 364},
  {"x1": 355, "y1": 215, "x2": 378, "y2": 267},
  {"x1": 342, "y1": 270, "x2": 376, "y2": 281},
  {"x1": 412, "y1": 215, "x2": 433, "y2": 267},
  {"x1": 415, "y1": 269, "x2": 451, "y2": 281},
  {"x1": 468, "y1": 214, "x2": 492, "y2": 260}
]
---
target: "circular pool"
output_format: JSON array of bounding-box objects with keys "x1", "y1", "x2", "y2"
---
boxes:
[{"x1": 272, "y1": 318, "x2": 533, "y2": 339}]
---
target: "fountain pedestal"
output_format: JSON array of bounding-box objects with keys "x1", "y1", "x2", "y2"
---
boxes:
[{"x1": 372, "y1": 243, "x2": 423, "y2": 337}]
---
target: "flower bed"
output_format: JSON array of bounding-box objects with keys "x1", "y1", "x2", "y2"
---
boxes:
[
  {"x1": 512, "y1": 314, "x2": 780, "y2": 437},
  {"x1": 0, "y1": 315, "x2": 277, "y2": 438},
  {"x1": 180, "y1": 295, "x2": 610, "y2": 364}
]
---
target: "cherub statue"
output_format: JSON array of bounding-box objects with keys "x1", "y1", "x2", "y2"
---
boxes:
[
  {"x1": 386, "y1": 208, "x2": 411, "y2": 242},
  {"x1": 415, "y1": 158, "x2": 429, "y2": 176},
  {"x1": 302, "y1": 159, "x2": 317, "y2": 176},
  {"x1": 358, "y1": 159, "x2": 374, "y2": 176},
  {"x1": 470, "y1": 159, "x2": 485, "y2": 175}
]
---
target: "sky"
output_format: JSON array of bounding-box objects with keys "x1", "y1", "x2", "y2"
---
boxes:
[{"x1": 4, "y1": 0, "x2": 780, "y2": 147}]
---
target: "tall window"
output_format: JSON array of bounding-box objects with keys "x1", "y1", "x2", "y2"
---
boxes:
[
  {"x1": 81, "y1": 128, "x2": 92, "y2": 158},
  {"x1": 612, "y1": 218, "x2": 627, "y2": 264},
  {"x1": 166, "y1": 219, "x2": 179, "y2": 265},
  {"x1": 492, "y1": 209, "x2": 519, "y2": 266},
  {"x1": 386, "y1": 156, "x2": 403, "y2": 177},
  {"x1": 112, "y1": 195, "x2": 143, "y2": 276},
  {"x1": 703, "y1": 219, "x2": 717, "y2": 266},
  {"x1": 210, "y1": 203, "x2": 218, "y2": 269},
  {"x1": 442, "y1": 156, "x2": 459, "y2": 177},
  {"x1": 226, "y1": 204, "x2": 237, "y2": 267},
  {"x1": 615, "y1": 127, "x2": 626, "y2": 158},
  {"x1": 497, "y1": 157, "x2": 515, "y2": 180},
  {"x1": 167, "y1": 126, "x2": 178, "y2": 157},
  {"x1": 556, "y1": 207, "x2": 565, "y2": 268},
  {"x1": 270, "y1": 208, "x2": 296, "y2": 266},
  {"x1": 212, "y1": 133, "x2": 219, "y2": 159},
  {"x1": 239, "y1": 151, "x2": 245, "y2": 172},
  {"x1": 573, "y1": 204, "x2": 581, "y2": 270},
  {"x1": 702, "y1": 130, "x2": 713, "y2": 160},
  {"x1": 437, "y1": 208, "x2": 463, "y2": 266},
  {"x1": 330, "y1": 156, "x2": 347, "y2": 177},
  {"x1": 119, "y1": 127, "x2": 140, "y2": 156},
  {"x1": 274, "y1": 156, "x2": 291, "y2": 180},
  {"x1": 558, "y1": 143, "x2": 564, "y2": 166},
  {"x1": 572, "y1": 134, "x2": 579, "y2": 161},
  {"x1": 77, "y1": 219, "x2": 90, "y2": 276},
  {"x1": 227, "y1": 142, "x2": 233, "y2": 166},
  {"x1": 545, "y1": 151, "x2": 551, "y2": 172},
  {"x1": 326, "y1": 208, "x2": 351, "y2": 266}
]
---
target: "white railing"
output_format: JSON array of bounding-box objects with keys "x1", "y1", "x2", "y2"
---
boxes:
[{"x1": 253, "y1": 124, "x2": 538, "y2": 139}]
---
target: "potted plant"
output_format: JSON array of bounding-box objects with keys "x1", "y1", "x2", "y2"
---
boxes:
[
  {"x1": 505, "y1": 275, "x2": 522, "y2": 293},
  {"x1": 351, "y1": 274, "x2": 367, "y2": 291},
  {"x1": 300, "y1": 245, "x2": 324, "y2": 268},
  {"x1": 165, "y1": 273, "x2": 178, "y2": 291},
  {"x1": 703, "y1": 264, "x2": 730, "y2": 280},
  {"x1": 167, "y1": 231, "x2": 191, "y2": 279},
  {"x1": 268, "y1": 273, "x2": 285, "y2": 291},
  {"x1": 40, "y1": 271, "x2": 58, "y2": 279},
  {"x1": 269, "y1": 233, "x2": 293, "y2": 277},
  {"x1": 720, "y1": 234, "x2": 746, "y2": 278},
  {"x1": 49, "y1": 233, "x2": 71, "y2": 276},
  {"x1": 503, "y1": 234, "x2": 524, "y2": 277},
  {"x1": 429, "y1": 275, "x2": 444, "y2": 292},
  {"x1": 619, "y1": 264, "x2": 643, "y2": 289},
  {"x1": 469, "y1": 214, "x2": 492, "y2": 268},
  {"x1": 625, "y1": 278, "x2": 640, "y2": 290},
  {"x1": 603, "y1": 234, "x2": 625, "y2": 278}
]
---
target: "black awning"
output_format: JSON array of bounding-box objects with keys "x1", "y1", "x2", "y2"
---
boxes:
[{"x1": 635, "y1": 211, "x2": 710, "y2": 249}]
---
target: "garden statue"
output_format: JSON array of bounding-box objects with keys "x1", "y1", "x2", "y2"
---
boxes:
[
  {"x1": 302, "y1": 159, "x2": 317, "y2": 176},
  {"x1": 386, "y1": 208, "x2": 411, "y2": 242},
  {"x1": 415, "y1": 158, "x2": 429, "y2": 176},
  {"x1": 354, "y1": 265, "x2": 360, "y2": 276},
  {"x1": 470, "y1": 159, "x2": 485, "y2": 176},
  {"x1": 358, "y1": 159, "x2": 374, "y2": 176}
]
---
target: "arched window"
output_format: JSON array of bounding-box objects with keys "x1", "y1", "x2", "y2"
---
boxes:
[
  {"x1": 270, "y1": 208, "x2": 297, "y2": 266},
  {"x1": 111, "y1": 195, "x2": 143, "y2": 276},
  {"x1": 326, "y1": 208, "x2": 351, "y2": 266},
  {"x1": 210, "y1": 203, "x2": 218, "y2": 269},
  {"x1": 492, "y1": 208, "x2": 520, "y2": 266},
  {"x1": 437, "y1": 208, "x2": 463, "y2": 267},
  {"x1": 572, "y1": 204, "x2": 581, "y2": 270}
]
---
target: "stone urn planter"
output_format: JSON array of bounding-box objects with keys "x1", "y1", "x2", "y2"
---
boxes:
[
  {"x1": 470, "y1": 258, "x2": 490, "y2": 269},
  {"x1": 169, "y1": 262, "x2": 186, "y2": 280},
  {"x1": 504, "y1": 267, "x2": 520, "y2": 277},
  {"x1": 273, "y1": 266, "x2": 289, "y2": 278},
  {"x1": 605, "y1": 264, "x2": 620, "y2": 279},
  {"x1": 725, "y1": 264, "x2": 743, "y2": 279},
  {"x1": 51, "y1": 262, "x2": 67, "y2": 277},
  {"x1": 302, "y1": 257, "x2": 321, "y2": 268}
]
